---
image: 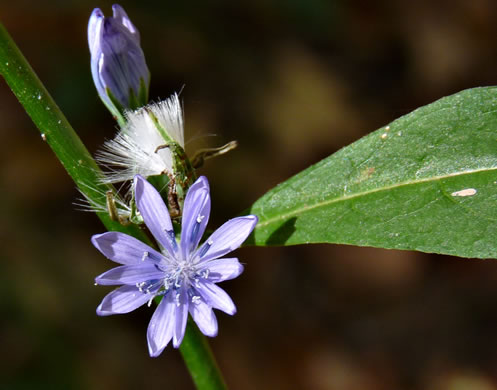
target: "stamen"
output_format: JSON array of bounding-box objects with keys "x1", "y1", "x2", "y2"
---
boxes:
[
  {"x1": 175, "y1": 293, "x2": 181, "y2": 307},
  {"x1": 137, "y1": 279, "x2": 162, "y2": 294},
  {"x1": 198, "y1": 240, "x2": 213, "y2": 258},
  {"x1": 190, "y1": 220, "x2": 201, "y2": 247},
  {"x1": 164, "y1": 229, "x2": 178, "y2": 251},
  {"x1": 136, "y1": 281, "x2": 145, "y2": 292},
  {"x1": 142, "y1": 251, "x2": 149, "y2": 261},
  {"x1": 196, "y1": 215, "x2": 205, "y2": 223},
  {"x1": 201, "y1": 269, "x2": 210, "y2": 279},
  {"x1": 154, "y1": 263, "x2": 164, "y2": 272},
  {"x1": 191, "y1": 295, "x2": 201, "y2": 304}
]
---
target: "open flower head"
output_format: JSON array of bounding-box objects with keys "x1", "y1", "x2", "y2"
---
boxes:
[
  {"x1": 92, "y1": 175, "x2": 258, "y2": 356},
  {"x1": 96, "y1": 94, "x2": 185, "y2": 184},
  {"x1": 88, "y1": 4, "x2": 150, "y2": 118}
]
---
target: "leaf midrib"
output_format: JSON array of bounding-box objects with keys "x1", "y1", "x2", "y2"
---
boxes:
[{"x1": 255, "y1": 166, "x2": 497, "y2": 228}]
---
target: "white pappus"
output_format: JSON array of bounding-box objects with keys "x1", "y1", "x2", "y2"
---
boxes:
[{"x1": 96, "y1": 93, "x2": 185, "y2": 184}]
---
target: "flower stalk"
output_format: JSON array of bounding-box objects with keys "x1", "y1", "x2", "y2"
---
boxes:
[{"x1": 180, "y1": 318, "x2": 228, "y2": 390}]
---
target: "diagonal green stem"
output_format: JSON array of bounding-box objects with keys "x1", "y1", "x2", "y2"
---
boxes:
[
  {"x1": 0, "y1": 22, "x2": 145, "y2": 239},
  {"x1": 0, "y1": 22, "x2": 228, "y2": 390},
  {"x1": 180, "y1": 318, "x2": 228, "y2": 390}
]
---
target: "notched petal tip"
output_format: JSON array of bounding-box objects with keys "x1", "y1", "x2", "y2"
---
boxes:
[
  {"x1": 88, "y1": 8, "x2": 104, "y2": 53},
  {"x1": 221, "y1": 261, "x2": 244, "y2": 281},
  {"x1": 201, "y1": 258, "x2": 244, "y2": 282},
  {"x1": 96, "y1": 302, "x2": 117, "y2": 317},
  {"x1": 148, "y1": 344, "x2": 166, "y2": 358},
  {"x1": 89, "y1": 8, "x2": 104, "y2": 25},
  {"x1": 147, "y1": 294, "x2": 175, "y2": 357},
  {"x1": 91, "y1": 232, "x2": 114, "y2": 256},
  {"x1": 246, "y1": 214, "x2": 259, "y2": 224},
  {"x1": 198, "y1": 215, "x2": 259, "y2": 262},
  {"x1": 91, "y1": 231, "x2": 162, "y2": 266},
  {"x1": 239, "y1": 214, "x2": 259, "y2": 236},
  {"x1": 112, "y1": 4, "x2": 137, "y2": 35},
  {"x1": 133, "y1": 175, "x2": 146, "y2": 198},
  {"x1": 133, "y1": 174, "x2": 146, "y2": 187},
  {"x1": 205, "y1": 327, "x2": 219, "y2": 338},
  {"x1": 133, "y1": 175, "x2": 149, "y2": 195},
  {"x1": 96, "y1": 285, "x2": 151, "y2": 316},
  {"x1": 112, "y1": 3, "x2": 126, "y2": 16},
  {"x1": 189, "y1": 300, "x2": 219, "y2": 337},
  {"x1": 194, "y1": 175, "x2": 210, "y2": 191},
  {"x1": 89, "y1": 7, "x2": 104, "y2": 22},
  {"x1": 91, "y1": 231, "x2": 117, "y2": 253},
  {"x1": 96, "y1": 264, "x2": 164, "y2": 286},
  {"x1": 198, "y1": 282, "x2": 237, "y2": 315},
  {"x1": 96, "y1": 306, "x2": 113, "y2": 317},
  {"x1": 91, "y1": 232, "x2": 106, "y2": 245},
  {"x1": 172, "y1": 339, "x2": 182, "y2": 349}
]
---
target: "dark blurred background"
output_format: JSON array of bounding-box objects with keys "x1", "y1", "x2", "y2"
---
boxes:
[{"x1": 2, "y1": 1, "x2": 497, "y2": 389}]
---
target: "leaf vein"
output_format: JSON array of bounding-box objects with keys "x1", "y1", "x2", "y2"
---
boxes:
[{"x1": 256, "y1": 166, "x2": 497, "y2": 228}]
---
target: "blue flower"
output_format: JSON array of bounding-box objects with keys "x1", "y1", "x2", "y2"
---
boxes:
[
  {"x1": 92, "y1": 175, "x2": 258, "y2": 356},
  {"x1": 88, "y1": 4, "x2": 150, "y2": 120}
]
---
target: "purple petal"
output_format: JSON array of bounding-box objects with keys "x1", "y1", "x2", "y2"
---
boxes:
[
  {"x1": 199, "y1": 258, "x2": 244, "y2": 282},
  {"x1": 196, "y1": 216, "x2": 258, "y2": 262},
  {"x1": 98, "y1": 35, "x2": 148, "y2": 107},
  {"x1": 189, "y1": 299, "x2": 218, "y2": 337},
  {"x1": 180, "y1": 176, "x2": 210, "y2": 258},
  {"x1": 172, "y1": 286, "x2": 189, "y2": 348},
  {"x1": 197, "y1": 281, "x2": 236, "y2": 315},
  {"x1": 88, "y1": 5, "x2": 149, "y2": 111},
  {"x1": 97, "y1": 285, "x2": 151, "y2": 316},
  {"x1": 134, "y1": 175, "x2": 176, "y2": 256},
  {"x1": 95, "y1": 264, "x2": 164, "y2": 286},
  {"x1": 147, "y1": 292, "x2": 176, "y2": 357},
  {"x1": 91, "y1": 53, "x2": 109, "y2": 109},
  {"x1": 112, "y1": 4, "x2": 138, "y2": 37},
  {"x1": 88, "y1": 8, "x2": 104, "y2": 55},
  {"x1": 88, "y1": 8, "x2": 108, "y2": 107},
  {"x1": 92, "y1": 232, "x2": 163, "y2": 265}
]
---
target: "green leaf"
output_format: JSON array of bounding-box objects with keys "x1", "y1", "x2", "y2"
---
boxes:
[{"x1": 249, "y1": 87, "x2": 497, "y2": 259}]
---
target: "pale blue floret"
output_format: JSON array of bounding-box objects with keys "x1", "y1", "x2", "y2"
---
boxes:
[{"x1": 92, "y1": 175, "x2": 258, "y2": 357}]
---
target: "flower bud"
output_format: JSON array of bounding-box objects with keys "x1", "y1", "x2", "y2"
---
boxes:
[{"x1": 88, "y1": 4, "x2": 150, "y2": 122}]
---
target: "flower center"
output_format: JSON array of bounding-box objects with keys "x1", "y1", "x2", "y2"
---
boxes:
[{"x1": 136, "y1": 250, "x2": 211, "y2": 307}]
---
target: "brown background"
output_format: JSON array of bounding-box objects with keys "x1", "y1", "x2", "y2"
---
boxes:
[{"x1": 2, "y1": 1, "x2": 497, "y2": 389}]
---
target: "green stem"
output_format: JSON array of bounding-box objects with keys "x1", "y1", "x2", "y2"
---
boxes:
[
  {"x1": 0, "y1": 22, "x2": 228, "y2": 390},
  {"x1": 0, "y1": 22, "x2": 145, "y2": 239},
  {"x1": 180, "y1": 318, "x2": 228, "y2": 390}
]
